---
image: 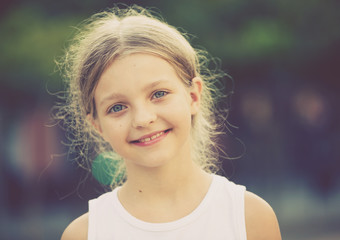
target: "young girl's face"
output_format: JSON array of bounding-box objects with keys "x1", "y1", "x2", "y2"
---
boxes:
[{"x1": 91, "y1": 53, "x2": 201, "y2": 169}]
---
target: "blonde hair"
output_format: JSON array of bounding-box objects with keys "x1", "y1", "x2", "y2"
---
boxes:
[{"x1": 55, "y1": 5, "x2": 230, "y2": 187}]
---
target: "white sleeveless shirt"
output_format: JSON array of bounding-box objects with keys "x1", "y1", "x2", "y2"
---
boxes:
[{"x1": 88, "y1": 174, "x2": 247, "y2": 240}]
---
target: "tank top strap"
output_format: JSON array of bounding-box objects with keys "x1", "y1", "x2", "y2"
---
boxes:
[{"x1": 215, "y1": 175, "x2": 247, "y2": 239}]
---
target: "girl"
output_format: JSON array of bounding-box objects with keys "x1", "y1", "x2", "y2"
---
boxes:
[{"x1": 59, "y1": 5, "x2": 281, "y2": 240}]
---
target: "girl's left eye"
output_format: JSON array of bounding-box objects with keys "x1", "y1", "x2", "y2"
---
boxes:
[
  {"x1": 152, "y1": 91, "x2": 168, "y2": 99},
  {"x1": 108, "y1": 104, "x2": 126, "y2": 113}
]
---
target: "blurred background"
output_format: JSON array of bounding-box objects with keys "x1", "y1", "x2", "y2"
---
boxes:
[{"x1": 1, "y1": 0, "x2": 339, "y2": 239}]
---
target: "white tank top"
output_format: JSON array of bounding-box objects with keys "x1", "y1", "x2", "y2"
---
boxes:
[{"x1": 88, "y1": 174, "x2": 247, "y2": 240}]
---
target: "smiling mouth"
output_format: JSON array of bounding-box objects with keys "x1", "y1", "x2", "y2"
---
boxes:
[{"x1": 131, "y1": 129, "x2": 171, "y2": 144}]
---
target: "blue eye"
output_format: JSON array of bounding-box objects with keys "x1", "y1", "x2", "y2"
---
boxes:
[
  {"x1": 153, "y1": 91, "x2": 167, "y2": 99},
  {"x1": 109, "y1": 104, "x2": 126, "y2": 113}
]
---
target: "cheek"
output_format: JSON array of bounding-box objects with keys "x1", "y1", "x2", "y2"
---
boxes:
[
  {"x1": 163, "y1": 100, "x2": 192, "y2": 128},
  {"x1": 101, "y1": 120, "x2": 126, "y2": 143}
]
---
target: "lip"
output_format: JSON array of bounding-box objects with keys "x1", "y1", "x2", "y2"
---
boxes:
[{"x1": 130, "y1": 129, "x2": 171, "y2": 147}]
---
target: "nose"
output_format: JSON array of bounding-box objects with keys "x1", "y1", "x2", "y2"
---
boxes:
[{"x1": 131, "y1": 105, "x2": 157, "y2": 128}]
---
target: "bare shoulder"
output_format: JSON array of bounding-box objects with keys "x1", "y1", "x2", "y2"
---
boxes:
[
  {"x1": 244, "y1": 191, "x2": 281, "y2": 240},
  {"x1": 61, "y1": 213, "x2": 89, "y2": 240}
]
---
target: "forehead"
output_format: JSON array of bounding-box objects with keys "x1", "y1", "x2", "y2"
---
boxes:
[{"x1": 106, "y1": 53, "x2": 176, "y2": 76}]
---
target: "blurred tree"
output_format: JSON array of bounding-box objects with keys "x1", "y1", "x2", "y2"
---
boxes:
[
  {"x1": 0, "y1": 0, "x2": 339, "y2": 194},
  {"x1": 1, "y1": 0, "x2": 340, "y2": 92},
  {"x1": 0, "y1": 5, "x2": 82, "y2": 92}
]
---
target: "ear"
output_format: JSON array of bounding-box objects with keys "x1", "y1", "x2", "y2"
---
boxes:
[
  {"x1": 189, "y1": 77, "x2": 203, "y2": 115},
  {"x1": 87, "y1": 114, "x2": 104, "y2": 137}
]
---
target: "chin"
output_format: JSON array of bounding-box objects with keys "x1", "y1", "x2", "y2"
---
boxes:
[{"x1": 125, "y1": 154, "x2": 175, "y2": 170}]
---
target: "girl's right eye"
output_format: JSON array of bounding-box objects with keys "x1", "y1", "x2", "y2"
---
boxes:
[{"x1": 108, "y1": 104, "x2": 127, "y2": 113}]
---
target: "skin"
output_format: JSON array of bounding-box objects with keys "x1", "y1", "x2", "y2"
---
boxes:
[
  {"x1": 61, "y1": 193, "x2": 281, "y2": 240},
  {"x1": 61, "y1": 53, "x2": 281, "y2": 239},
  {"x1": 91, "y1": 53, "x2": 198, "y2": 172}
]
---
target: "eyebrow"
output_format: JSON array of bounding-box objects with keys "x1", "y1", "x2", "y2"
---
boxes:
[{"x1": 98, "y1": 79, "x2": 171, "y2": 107}]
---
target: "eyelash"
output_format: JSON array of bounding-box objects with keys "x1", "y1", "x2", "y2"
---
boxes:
[
  {"x1": 107, "y1": 90, "x2": 169, "y2": 114},
  {"x1": 108, "y1": 104, "x2": 127, "y2": 113},
  {"x1": 152, "y1": 90, "x2": 168, "y2": 99}
]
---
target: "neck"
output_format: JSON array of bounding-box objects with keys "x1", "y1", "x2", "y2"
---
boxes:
[
  {"x1": 121, "y1": 139, "x2": 205, "y2": 198},
  {"x1": 117, "y1": 143, "x2": 213, "y2": 223},
  {"x1": 123, "y1": 160, "x2": 208, "y2": 197}
]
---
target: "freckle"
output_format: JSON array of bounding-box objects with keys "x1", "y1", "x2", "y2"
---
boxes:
[{"x1": 139, "y1": 190, "x2": 142, "y2": 193}]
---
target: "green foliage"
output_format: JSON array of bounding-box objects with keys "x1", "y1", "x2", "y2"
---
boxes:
[
  {"x1": 92, "y1": 152, "x2": 125, "y2": 186},
  {"x1": 0, "y1": 5, "x2": 81, "y2": 92},
  {"x1": 0, "y1": 0, "x2": 339, "y2": 94},
  {"x1": 159, "y1": 0, "x2": 340, "y2": 66}
]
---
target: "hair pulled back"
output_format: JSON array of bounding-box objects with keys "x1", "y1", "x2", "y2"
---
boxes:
[{"x1": 56, "y1": 5, "x2": 229, "y2": 187}]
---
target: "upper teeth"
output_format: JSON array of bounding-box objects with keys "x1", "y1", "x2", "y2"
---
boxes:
[{"x1": 139, "y1": 131, "x2": 164, "y2": 143}]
